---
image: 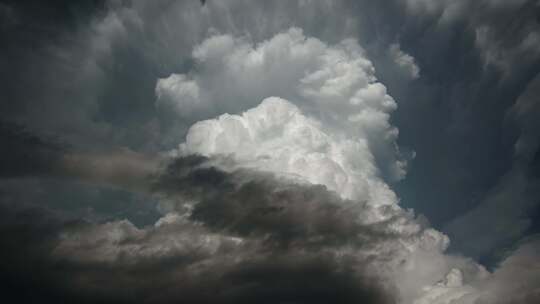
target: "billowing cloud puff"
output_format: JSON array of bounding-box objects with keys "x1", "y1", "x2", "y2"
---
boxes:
[
  {"x1": 475, "y1": 238, "x2": 540, "y2": 304},
  {"x1": 413, "y1": 269, "x2": 477, "y2": 304},
  {"x1": 155, "y1": 74, "x2": 203, "y2": 119},
  {"x1": 389, "y1": 44, "x2": 420, "y2": 79},
  {"x1": 181, "y1": 97, "x2": 397, "y2": 212},
  {"x1": 157, "y1": 28, "x2": 407, "y2": 182},
  {"x1": 412, "y1": 238, "x2": 540, "y2": 304}
]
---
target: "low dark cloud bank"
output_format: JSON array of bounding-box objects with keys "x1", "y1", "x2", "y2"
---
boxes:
[{"x1": 0, "y1": 155, "x2": 397, "y2": 303}]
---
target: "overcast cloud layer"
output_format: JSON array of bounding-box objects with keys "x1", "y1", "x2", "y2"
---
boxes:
[{"x1": 1, "y1": 0, "x2": 540, "y2": 303}]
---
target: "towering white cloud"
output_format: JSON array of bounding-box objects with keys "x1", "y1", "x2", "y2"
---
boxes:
[
  {"x1": 157, "y1": 27, "x2": 540, "y2": 304},
  {"x1": 160, "y1": 28, "x2": 488, "y2": 303},
  {"x1": 181, "y1": 97, "x2": 398, "y2": 212},
  {"x1": 159, "y1": 28, "x2": 407, "y2": 183}
]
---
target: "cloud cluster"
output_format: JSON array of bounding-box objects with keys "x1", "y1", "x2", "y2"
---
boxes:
[
  {"x1": 1, "y1": 1, "x2": 540, "y2": 303},
  {"x1": 154, "y1": 29, "x2": 483, "y2": 303},
  {"x1": 3, "y1": 149, "x2": 533, "y2": 304},
  {"x1": 0, "y1": 22, "x2": 473, "y2": 299},
  {"x1": 158, "y1": 28, "x2": 538, "y2": 304},
  {"x1": 159, "y1": 28, "x2": 407, "y2": 184}
]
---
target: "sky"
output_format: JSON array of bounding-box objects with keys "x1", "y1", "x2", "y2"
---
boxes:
[{"x1": 0, "y1": 0, "x2": 540, "y2": 303}]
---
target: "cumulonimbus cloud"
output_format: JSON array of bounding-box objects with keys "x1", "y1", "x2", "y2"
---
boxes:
[
  {"x1": 2, "y1": 16, "x2": 539, "y2": 303},
  {"x1": 155, "y1": 28, "x2": 538, "y2": 304}
]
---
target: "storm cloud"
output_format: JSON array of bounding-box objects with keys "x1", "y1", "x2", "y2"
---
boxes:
[{"x1": 1, "y1": 0, "x2": 540, "y2": 303}]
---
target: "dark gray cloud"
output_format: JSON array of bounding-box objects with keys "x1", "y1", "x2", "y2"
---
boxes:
[
  {"x1": 0, "y1": 120, "x2": 161, "y2": 227},
  {"x1": 1, "y1": 153, "x2": 538, "y2": 303},
  {"x1": 367, "y1": 0, "x2": 540, "y2": 264},
  {"x1": 444, "y1": 71, "x2": 540, "y2": 263},
  {"x1": 0, "y1": 122, "x2": 65, "y2": 178},
  {"x1": 0, "y1": 156, "x2": 398, "y2": 303},
  {"x1": 156, "y1": 156, "x2": 404, "y2": 247}
]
